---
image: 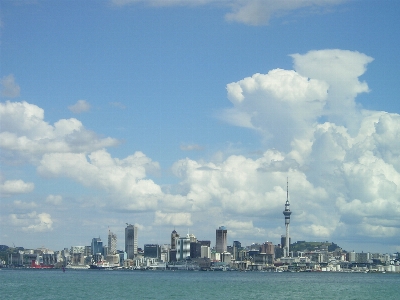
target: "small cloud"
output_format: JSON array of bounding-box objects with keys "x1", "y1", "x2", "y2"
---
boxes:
[
  {"x1": 1, "y1": 74, "x2": 20, "y2": 98},
  {"x1": 68, "y1": 100, "x2": 91, "y2": 114},
  {"x1": 154, "y1": 210, "x2": 193, "y2": 226},
  {"x1": 111, "y1": 0, "x2": 348, "y2": 26},
  {"x1": 9, "y1": 211, "x2": 53, "y2": 232},
  {"x1": 13, "y1": 200, "x2": 37, "y2": 210},
  {"x1": 180, "y1": 144, "x2": 204, "y2": 151},
  {"x1": 109, "y1": 102, "x2": 126, "y2": 109},
  {"x1": 46, "y1": 194, "x2": 63, "y2": 206},
  {"x1": 0, "y1": 179, "x2": 34, "y2": 197}
]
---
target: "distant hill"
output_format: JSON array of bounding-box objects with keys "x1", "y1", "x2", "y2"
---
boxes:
[{"x1": 290, "y1": 241, "x2": 344, "y2": 253}]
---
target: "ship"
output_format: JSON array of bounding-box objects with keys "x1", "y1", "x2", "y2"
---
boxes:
[
  {"x1": 30, "y1": 260, "x2": 54, "y2": 269},
  {"x1": 89, "y1": 261, "x2": 116, "y2": 270}
]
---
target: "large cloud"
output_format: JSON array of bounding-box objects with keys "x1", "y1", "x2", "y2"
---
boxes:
[
  {"x1": 221, "y1": 50, "x2": 374, "y2": 146},
  {"x1": 222, "y1": 69, "x2": 329, "y2": 147},
  {"x1": 171, "y1": 151, "x2": 327, "y2": 218},
  {"x1": 37, "y1": 149, "x2": 163, "y2": 211},
  {"x1": 291, "y1": 49, "x2": 374, "y2": 133},
  {"x1": 191, "y1": 49, "x2": 399, "y2": 246},
  {"x1": 0, "y1": 101, "x2": 119, "y2": 163}
]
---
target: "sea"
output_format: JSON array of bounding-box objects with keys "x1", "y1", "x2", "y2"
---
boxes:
[{"x1": 1, "y1": 269, "x2": 399, "y2": 300}]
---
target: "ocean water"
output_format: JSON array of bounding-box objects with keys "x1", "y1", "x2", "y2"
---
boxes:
[{"x1": 1, "y1": 269, "x2": 399, "y2": 300}]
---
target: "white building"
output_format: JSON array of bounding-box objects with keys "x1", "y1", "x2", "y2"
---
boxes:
[
  {"x1": 176, "y1": 235, "x2": 190, "y2": 261},
  {"x1": 201, "y1": 245, "x2": 210, "y2": 259},
  {"x1": 108, "y1": 230, "x2": 117, "y2": 254},
  {"x1": 70, "y1": 246, "x2": 85, "y2": 254}
]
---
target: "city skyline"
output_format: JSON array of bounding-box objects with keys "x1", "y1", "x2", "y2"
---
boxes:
[{"x1": 1, "y1": 0, "x2": 400, "y2": 254}]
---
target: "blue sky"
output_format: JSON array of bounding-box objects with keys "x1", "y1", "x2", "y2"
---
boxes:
[{"x1": 1, "y1": 0, "x2": 399, "y2": 253}]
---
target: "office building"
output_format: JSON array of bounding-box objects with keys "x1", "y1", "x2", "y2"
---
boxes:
[
  {"x1": 125, "y1": 224, "x2": 138, "y2": 259},
  {"x1": 108, "y1": 230, "x2": 117, "y2": 254},
  {"x1": 171, "y1": 229, "x2": 179, "y2": 250},
  {"x1": 216, "y1": 226, "x2": 227, "y2": 253},
  {"x1": 91, "y1": 237, "x2": 103, "y2": 255},
  {"x1": 176, "y1": 235, "x2": 190, "y2": 261},
  {"x1": 144, "y1": 244, "x2": 160, "y2": 259}
]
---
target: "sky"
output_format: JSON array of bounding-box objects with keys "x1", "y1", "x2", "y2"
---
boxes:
[{"x1": 1, "y1": 0, "x2": 399, "y2": 254}]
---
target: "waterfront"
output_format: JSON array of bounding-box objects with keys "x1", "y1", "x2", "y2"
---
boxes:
[{"x1": 1, "y1": 269, "x2": 399, "y2": 299}]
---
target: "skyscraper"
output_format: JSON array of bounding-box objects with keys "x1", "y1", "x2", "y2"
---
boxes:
[
  {"x1": 282, "y1": 179, "x2": 292, "y2": 257},
  {"x1": 125, "y1": 224, "x2": 138, "y2": 259},
  {"x1": 171, "y1": 229, "x2": 179, "y2": 250},
  {"x1": 108, "y1": 229, "x2": 117, "y2": 255},
  {"x1": 216, "y1": 226, "x2": 227, "y2": 253},
  {"x1": 91, "y1": 237, "x2": 103, "y2": 255}
]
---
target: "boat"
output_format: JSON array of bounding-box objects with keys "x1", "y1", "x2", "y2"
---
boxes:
[
  {"x1": 65, "y1": 264, "x2": 89, "y2": 270},
  {"x1": 89, "y1": 261, "x2": 115, "y2": 270}
]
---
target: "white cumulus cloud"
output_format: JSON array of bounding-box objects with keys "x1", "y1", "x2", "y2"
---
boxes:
[
  {"x1": 0, "y1": 101, "x2": 119, "y2": 163},
  {"x1": 9, "y1": 211, "x2": 53, "y2": 232},
  {"x1": 38, "y1": 149, "x2": 163, "y2": 211},
  {"x1": 222, "y1": 69, "x2": 329, "y2": 147},
  {"x1": 0, "y1": 179, "x2": 34, "y2": 197}
]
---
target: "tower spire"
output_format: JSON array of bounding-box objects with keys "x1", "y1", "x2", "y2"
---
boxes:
[
  {"x1": 283, "y1": 177, "x2": 292, "y2": 257},
  {"x1": 287, "y1": 177, "x2": 289, "y2": 203}
]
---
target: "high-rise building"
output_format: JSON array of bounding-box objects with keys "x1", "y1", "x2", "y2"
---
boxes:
[
  {"x1": 282, "y1": 179, "x2": 292, "y2": 257},
  {"x1": 171, "y1": 229, "x2": 179, "y2": 250},
  {"x1": 144, "y1": 244, "x2": 160, "y2": 259},
  {"x1": 176, "y1": 235, "x2": 190, "y2": 261},
  {"x1": 91, "y1": 237, "x2": 103, "y2": 255},
  {"x1": 216, "y1": 226, "x2": 227, "y2": 253},
  {"x1": 232, "y1": 241, "x2": 242, "y2": 260},
  {"x1": 108, "y1": 230, "x2": 117, "y2": 255},
  {"x1": 125, "y1": 224, "x2": 138, "y2": 259}
]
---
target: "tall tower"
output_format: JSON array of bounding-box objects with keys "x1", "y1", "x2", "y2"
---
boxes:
[
  {"x1": 216, "y1": 226, "x2": 227, "y2": 253},
  {"x1": 125, "y1": 224, "x2": 138, "y2": 259},
  {"x1": 282, "y1": 178, "x2": 292, "y2": 257},
  {"x1": 108, "y1": 229, "x2": 117, "y2": 255}
]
